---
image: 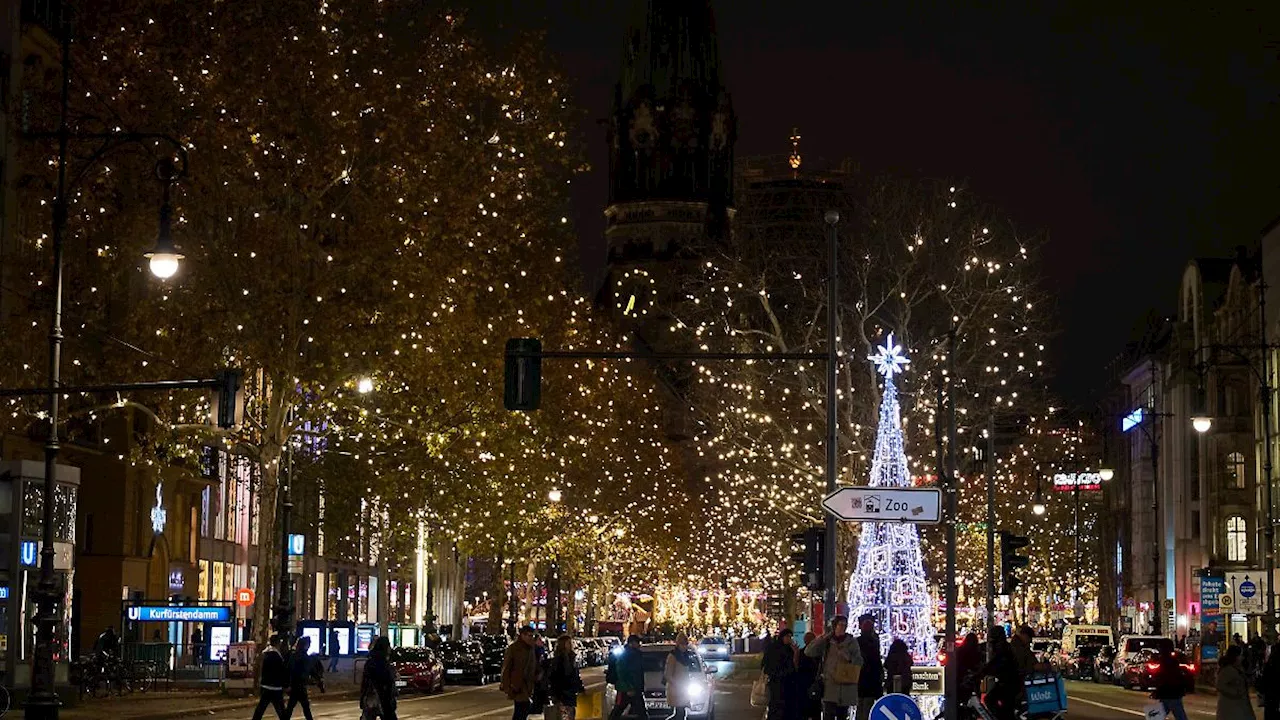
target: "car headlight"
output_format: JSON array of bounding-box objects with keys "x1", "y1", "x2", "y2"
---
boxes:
[
  {"x1": 611, "y1": 646, "x2": 623, "y2": 656},
  {"x1": 685, "y1": 681, "x2": 707, "y2": 701},
  {"x1": 697, "y1": 647, "x2": 707, "y2": 654}
]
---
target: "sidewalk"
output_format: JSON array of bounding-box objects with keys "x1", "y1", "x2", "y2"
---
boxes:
[{"x1": 60, "y1": 658, "x2": 364, "y2": 720}]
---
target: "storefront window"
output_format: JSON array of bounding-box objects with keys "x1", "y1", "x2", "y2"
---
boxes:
[
  {"x1": 198, "y1": 560, "x2": 209, "y2": 601},
  {"x1": 23, "y1": 482, "x2": 77, "y2": 543},
  {"x1": 212, "y1": 562, "x2": 225, "y2": 601}
]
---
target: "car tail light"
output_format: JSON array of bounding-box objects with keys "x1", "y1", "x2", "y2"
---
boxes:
[
  {"x1": 1146, "y1": 662, "x2": 1160, "y2": 672},
  {"x1": 1182, "y1": 664, "x2": 1196, "y2": 673}
]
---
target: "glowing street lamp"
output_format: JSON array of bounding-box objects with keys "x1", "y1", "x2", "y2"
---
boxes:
[
  {"x1": 1098, "y1": 467, "x2": 1115, "y2": 482},
  {"x1": 548, "y1": 488, "x2": 563, "y2": 503},
  {"x1": 1191, "y1": 415, "x2": 1213, "y2": 434}
]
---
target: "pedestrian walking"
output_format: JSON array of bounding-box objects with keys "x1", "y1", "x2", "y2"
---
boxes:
[
  {"x1": 191, "y1": 627, "x2": 205, "y2": 666},
  {"x1": 792, "y1": 632, "x2": 822, "y2": 720},
  {"x1": 328, "y1": 627, "x2": 341, "y2": 673},
  {"x1": 547, "y1": 635, "x2": 585, "y2": 720},
  {"x1": 359, "y1": 636, "x2": 398, "y2": 720},
  {"x1": 804, "y1": 615, "x2": 863, "y2": 720},
  {"x1": 1263, "y1": 642, "x2": 1280, "y2": 720},
  {"x1": 251, "y1": 638, "x2": 289, "y2": 720},
  {"x1": 762, "y1": 628, "x2": 797, "y2": 720},
  {"x1": 663, "y1": 633, "x2": 699, "y2": 720},
  {"x1": 855, "y1": 614, "x2": 883, "y2": 720},
  {"x1": 607, "y1": 635, "x2": 646, "y2": 720},
  {"x1": 1151, "y1": 650, "x2": 1193, "y2": 720},
  {"x1": 501, "y1": 625, "x2": 542, "y2": 720},
  {"x1": 1218, "y1": 645, "x2": 1256, "y2": 720},
  {"x1": 284, "y1": 636, "x2": 323, "y2": 720},
  {"x1": 884, "y1": 639, "x2": 913, "y2": 696},
  {"x1": 980, "y1": 627, "x2": 1021, "y2": 720}
]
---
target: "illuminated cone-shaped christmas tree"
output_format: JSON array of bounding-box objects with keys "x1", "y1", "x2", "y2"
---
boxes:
[{"x1": 847, "y1": 334, "x2": 939, "y2": 663}]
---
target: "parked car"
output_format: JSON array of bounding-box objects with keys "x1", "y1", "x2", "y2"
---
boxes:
[
  {"x1": 437, "y1": 640, "x2": 489, "y2": 684},
  {"x1": 1062, "y1": 645, "x2": 1102, "y2": 681},
  {"x1": 476, "y1": 635, "x2": 507, "y2": 680},
  {"x1": 696, "y1": 637, "x2": 731, "y2": 662},
  {"x1": 1030, "y1": 638, "x2": 1061, "y2": 668},
  {"x1": 1113, "y1": 635, "x2": 1175, "y2": 679},
  {"x1": 580, "y1": 638, "x2": 607, "y2": 667},
  {"x1": 389, "y1": 646, "x2": 445, "y2": 694}
]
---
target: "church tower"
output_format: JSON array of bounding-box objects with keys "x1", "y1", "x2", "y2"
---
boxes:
[{"x1": 602, "y1": 0, "x2": 736, "y2": 322}]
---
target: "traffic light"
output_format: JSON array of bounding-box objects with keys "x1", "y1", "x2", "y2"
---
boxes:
[
  {"x1": 212, "y1": 369, "x2": 245, "y2": 429},
  {"x1": 1000, "y1": 530, "x2": 1030, "y2": 595},
  {"x1": 789, "y1": 527, "x2": 824, "y2": 592},
  {"x1": 503, "y1": 338, "x2": 542, "y2": 411}
]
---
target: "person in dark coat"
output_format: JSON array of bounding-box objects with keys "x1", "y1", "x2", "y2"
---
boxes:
[
  {"x1": 547, "y1": 635, "x2": 585, "y2": 719},
  {"x1": 980, "y1": 627, "x2": 1022, "y2": 720},
  {"x1": 955, "y1": 633, "x2": 983, "y2": 708},
  {"x1": 855, "y1": 615, "x2": 884, "y2": 720},
  {"x1": 191, "y1": 627, "x2": 205, "y2": 665},
  {"x1": 884, "y1": 639, "x2": 913, "y2": 696},
  {"x1": 285, "y1": 636, "x2": 322, "y2": 720},
  {"x1": 607, "y1": 635, "x2": 646, "y2": 720},
  {"x1": 251, "y1": 637, "x2": 289, "y2": 720},
  {"x1": 791, "y1": 632, "x2": 823, "y2": 720},
  {"x1": 328, "y1": 628, "x2": 341, "y2": 672},
  {"x1": 1262, "y1": 642, "x2": 1280, "y2": 720},
  {"x1": 360, "y1": 636, "x2": 398, "y2": 720},
  {"x1": 1152, "y1": 651, "x2": 1192, "y2": 720},
  {"x1": 762, "y1": 628, "x2": 797, "y2": 720}
]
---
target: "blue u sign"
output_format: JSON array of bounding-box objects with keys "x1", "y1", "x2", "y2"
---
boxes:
[
  {"x1": 20, "y1": 541, "x2": 37, "y2": 567},
  {"x1": 288, "y1": 534, "x2": 305, "y2": 556}
]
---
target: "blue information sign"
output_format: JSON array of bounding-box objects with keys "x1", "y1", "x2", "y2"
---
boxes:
[
  {"x1": 20, "y1": 540, "x2": 37, "y2": 566},
  {"x1": 870, "y1": 694, "x2": 923, "y2": 720},
  {"x1": 1241, "y1": 580, "x2": 1257, "y2": 598},
  {"x1": 288, "y1": 534, "x2": 306, "y2": 556},
  {"x1": 126, "y1": 605, "x2": 232, "y2": 623}
]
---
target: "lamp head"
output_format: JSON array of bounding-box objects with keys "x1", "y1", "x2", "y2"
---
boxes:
[
  {"x1": 145, "y1": 202, "x2": 183, "y2": 279},
  {"x1": 1099, "y1": 467, "x2": 1115, "y2": 482},
  {"x1": 548, "y1": 488, "x2": 563, "y2": 503},
  {"x1": 1192, "y1": 416, "x2": 1213, "y2": 434},
  {"x1": 1032, "y1": 502, "x2": 1046, "y2": 516}
]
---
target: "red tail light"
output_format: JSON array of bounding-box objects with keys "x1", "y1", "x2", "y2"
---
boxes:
[
  {"x1": 1181, "y1": 664, "x2": 1196, "y2": 673},
  {"x1": 938, "y1": 651, "x2": 948, "y2": 665},
  {"x1": 1146, "y1": 662, "x2": 1160, "y2": 672}
]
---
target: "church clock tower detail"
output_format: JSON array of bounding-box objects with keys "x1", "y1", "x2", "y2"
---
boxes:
[{"x1": 604, "y1": 0, "x2": 736, "y2": 277}]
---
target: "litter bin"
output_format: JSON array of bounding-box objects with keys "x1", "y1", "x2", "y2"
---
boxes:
[{"x1": 574, "y1": 690, "x2": 604, "y2": 720}]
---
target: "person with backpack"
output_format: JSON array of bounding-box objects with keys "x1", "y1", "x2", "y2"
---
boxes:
[{"x1": 804, "y1": 616, "x2": 863, "y2": 720}]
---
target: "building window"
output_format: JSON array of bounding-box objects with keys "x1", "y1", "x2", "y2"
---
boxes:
[
  {"x1": 1192, "y1": 510, "x2": 1200, "y2": 539},
  {"x1": 1227, "y1": 516, "x2": 1248, "y2": 562},
  {"x1": 1226, "y1": 452, "x2": 1246, "y2": 489}
]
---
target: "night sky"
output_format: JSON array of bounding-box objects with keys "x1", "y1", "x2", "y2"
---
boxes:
[{"x1": 463, "y1": 1, "x2": 1279, "y2": 404}]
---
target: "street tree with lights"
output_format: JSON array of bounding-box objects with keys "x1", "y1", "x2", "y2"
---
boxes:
[{"x1": 622, "y1": 171, "x2": 1054, "y2": 587}]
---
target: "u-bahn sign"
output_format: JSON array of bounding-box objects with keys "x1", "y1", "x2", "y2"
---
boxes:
[{"x1": 822, "y1": 487, "x2": 942, "y2": 524}]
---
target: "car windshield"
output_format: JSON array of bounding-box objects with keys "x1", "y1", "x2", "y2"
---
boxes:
[
  {"x1": 391, "y1": 647, "x2": 426, "y2": 662},
  {"x1": 1075, "y1": 646, "x2": 1101, "y2": 658},
  {"x1": 641, "y1": 650, "x2": 698, "y2": 673},
  {"x1": 700, "y1": 638, "x2": 725, "y2": 645},
  {"x1": 1126, "y1": 638, "x2": 1174, "y2": 654}
]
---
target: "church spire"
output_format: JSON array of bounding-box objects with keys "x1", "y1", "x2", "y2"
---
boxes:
[{"x1": 605, "y1": 0, "x2": 736, "y2": 265}]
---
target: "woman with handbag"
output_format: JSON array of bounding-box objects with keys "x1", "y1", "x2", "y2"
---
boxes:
[
  {"x1": 793, "y1": 632, "x2": 823, "y2": 720},
  {"x1": 762, "y1": 628, "x2": 797, "y2": 719},
  {"x1": 663, "y1": 634, "x2": 699, "y2": 719},
  {"x1": 548, "y1": 635, "x2": 585, "y2": 720},
  {"x1": 804, "y1": 616, "x2": 863, "y2": 720},
  {"x1": 359, "y1": 636, "x2": 397, "y2": 720}
]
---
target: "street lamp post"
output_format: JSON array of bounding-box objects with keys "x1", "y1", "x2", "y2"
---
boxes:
[
  {"x1": 27, "y1": 7, "x2": 188, "y2": 719},
  {"x1": 823, "y1": 210, "x2": 839, "y2": 625}
]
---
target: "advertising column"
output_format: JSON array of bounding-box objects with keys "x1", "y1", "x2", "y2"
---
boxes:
[{"x1": 1199, "y1": 573, "x2": 1226, "y2": 662}]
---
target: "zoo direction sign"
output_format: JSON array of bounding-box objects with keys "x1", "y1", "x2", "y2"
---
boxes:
[{"x1": 822, "y1": 487, "x2": 943, "y2": 524}]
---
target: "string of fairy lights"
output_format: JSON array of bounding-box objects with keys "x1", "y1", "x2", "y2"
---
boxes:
[{"x1": 0, "y1": 0, "x2": 1098, "y2": 622}]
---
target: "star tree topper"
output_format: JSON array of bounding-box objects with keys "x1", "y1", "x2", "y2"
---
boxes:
[{"x1": 868, "y1": 333, "x2": 910, "y2": 378}]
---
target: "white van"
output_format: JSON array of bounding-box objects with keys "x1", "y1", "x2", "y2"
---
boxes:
[{"x1": 1060, "y1": 625, "x2": 1115, "y2": 657}]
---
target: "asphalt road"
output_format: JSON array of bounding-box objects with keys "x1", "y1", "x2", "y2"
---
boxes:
[
  {"x1": 178, "y1": 665, "x2": 756, "y2": 720},
  {"x1": 1065, "y1": 678, "x2": 1259, "y2": 719}
]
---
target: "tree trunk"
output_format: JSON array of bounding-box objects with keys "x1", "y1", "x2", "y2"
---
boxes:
[
  {"x1": 488, "y1": 555, "x2": 504, "y2": 633},
  {"x1": 252, "y1": 377, "x2": 289, "y2": 649}
]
